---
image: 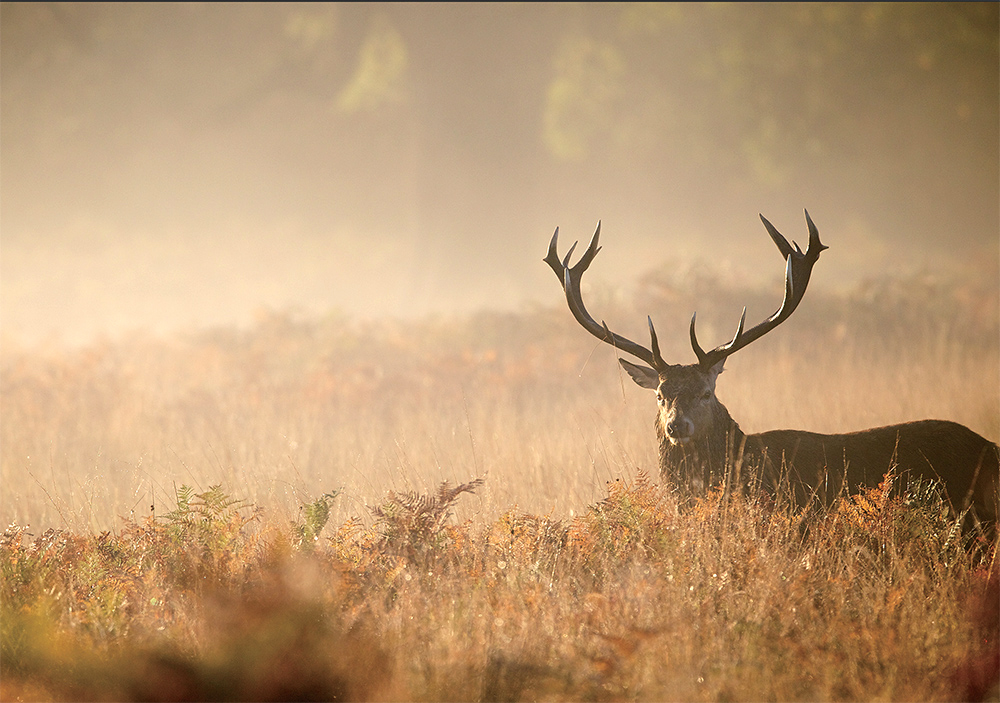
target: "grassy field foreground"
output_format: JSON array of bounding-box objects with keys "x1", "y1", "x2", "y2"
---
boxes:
[
  {"x1": 2, "y1": 473, "x2": 998, "y2": 701},
  {"x1": 1, "y1": 270, "x2": 998, "y2": 700}
]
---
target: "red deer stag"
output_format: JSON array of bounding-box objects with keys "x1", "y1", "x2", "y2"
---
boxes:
[{"x1": 545, "y1": 212, "x2": 998, "y2": 534}]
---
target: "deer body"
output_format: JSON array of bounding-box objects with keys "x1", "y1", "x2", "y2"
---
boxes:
[
  {"x1": 651, "y1": 376, "x2": 998, "y2": 526},
  {"x1": 545, "y1": 212, "x2": 999, "y2": 534}
]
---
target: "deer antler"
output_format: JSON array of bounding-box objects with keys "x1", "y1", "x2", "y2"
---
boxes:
[
  {"x1": 544, "y1": 222, "x2": 668, "y2": 371},
  {"x1": 690, "y1": 210, "x2": 827, "y2": 370}
]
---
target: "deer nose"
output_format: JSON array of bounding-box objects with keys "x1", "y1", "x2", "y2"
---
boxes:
[{"x1": 665, "y1": 417, "x2": 694, "y2": 444}]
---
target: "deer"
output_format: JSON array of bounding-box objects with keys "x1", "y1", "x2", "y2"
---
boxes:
[{"x1": 545, "y1": 211, "x2": 999, "y2": 537}]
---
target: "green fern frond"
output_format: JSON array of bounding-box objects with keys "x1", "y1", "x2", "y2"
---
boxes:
[{"x1": 293, "y1": 491, "x2": 341, "y2": 550}]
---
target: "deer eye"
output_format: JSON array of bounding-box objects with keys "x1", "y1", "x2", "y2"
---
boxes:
[{"x1": 701, "y1": 390, "x2": 712, "y2": 401}]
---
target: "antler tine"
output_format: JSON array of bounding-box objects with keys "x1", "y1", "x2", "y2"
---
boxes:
[
  {"x1": 760, "y1": 213, "x2": 796, "y2": 261},
  {"x1": 728, "y1": 307, "x2": 748, "y2": 350},
  {"x1": 689, "y1": 312, "x2": 706, "y2": 365},
  {"x1": 544, "y1": 225, "x2": 598, "y2": 291},
  {"x1": 544, "y1": 228, "x2": 568, "y2": 286},
  {"x1": 691, "y1": 212, "x2": 826, "y2": 370},
  {"x1": 578, "y1": 220, "x2": 602, "y2": 270},
  {"x1": 544, "y1": 223, "x2": 665, "y2": 370},
  {"x1": 785, "y1": 210, "x2": 827, "y2": 304},
  {"x1": 690, "y1": 306, "x2": 749, "y2": 367},
  {"x1": 561, "y1": 241, "x2": 578, "y2": 270},
  {"x1": 647, "y1": 316, "x2": 667, "y2": 370}
]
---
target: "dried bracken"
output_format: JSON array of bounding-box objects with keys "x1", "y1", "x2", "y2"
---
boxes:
[
  {"x1": 2, "y1": 475, "x2": 996, "y2": 701},
  {"x1": 1, "y1": 269, "x2": 996, "y2": 700}
]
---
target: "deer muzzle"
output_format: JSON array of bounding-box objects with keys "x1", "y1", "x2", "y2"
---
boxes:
[{"x1": 664, "y1": 415, "x2": 695, "y2": 446}]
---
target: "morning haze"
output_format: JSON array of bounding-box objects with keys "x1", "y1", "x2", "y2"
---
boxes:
[
  {"x1": 3, "y1": 8, "x2": 1000, "y2": 698},
  {"x1": 1, "y1": 3, "x2": 997, "y2": 345}
]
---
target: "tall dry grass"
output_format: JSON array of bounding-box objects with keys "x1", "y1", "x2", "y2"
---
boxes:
[
  {"x1": 2, "y1": 473, "x2": 996, "y2": 700},
  {"x1": 2, "y1": 270, "x2": 996, "y2": 534},
  {"x1": 1, "y1": 269, "x2": 998, "y2": 700}
]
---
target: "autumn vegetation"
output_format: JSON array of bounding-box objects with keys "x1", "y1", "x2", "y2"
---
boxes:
[{"x1": 2, "y1": 269, "x2": 998, "y2": 701}]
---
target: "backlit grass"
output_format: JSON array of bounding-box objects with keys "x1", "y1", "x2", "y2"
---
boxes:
[{"x1": 1, "y1": 270, "x2": 997, "y2": 699}]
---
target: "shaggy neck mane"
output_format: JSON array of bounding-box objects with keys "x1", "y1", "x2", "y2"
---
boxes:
[{"x1": 657, "y1": 400, "x2": 745, "y2": 493}]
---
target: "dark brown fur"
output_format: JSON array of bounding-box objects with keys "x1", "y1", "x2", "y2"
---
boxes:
[{"x1": 650, "y1": 373, "x2": 999, "y2": 533}]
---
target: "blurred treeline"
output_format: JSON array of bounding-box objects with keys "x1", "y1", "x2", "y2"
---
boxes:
[{"x1": 2, "y1": 3, "x2": 996, "y2": 269}]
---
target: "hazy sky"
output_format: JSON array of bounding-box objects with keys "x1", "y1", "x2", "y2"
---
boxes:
[{"x1": 2, "y1": 3, "x2": 997, "y2": 346}]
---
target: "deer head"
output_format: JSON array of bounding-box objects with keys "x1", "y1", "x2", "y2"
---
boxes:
[{"x1": 544, "y1": 212, "x2": 827, "y2": 452}]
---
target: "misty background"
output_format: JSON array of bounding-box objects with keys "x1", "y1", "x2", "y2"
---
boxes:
[{"x1": 2, "y1": 3, "x2": 998, "y2": 347}]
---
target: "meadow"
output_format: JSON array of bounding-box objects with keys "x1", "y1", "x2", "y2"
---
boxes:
[{"x1": 1, "y1": 267, "x2": 998, "y2": 700}]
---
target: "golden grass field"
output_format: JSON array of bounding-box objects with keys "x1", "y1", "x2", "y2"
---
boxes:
[{"x1": 1, "y1": 269, "x2": 998, "y2": 700}]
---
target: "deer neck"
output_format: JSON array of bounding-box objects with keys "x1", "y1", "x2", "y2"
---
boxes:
[{"x1": 656, "y1": 400, "x2": 745, "y2": 493}]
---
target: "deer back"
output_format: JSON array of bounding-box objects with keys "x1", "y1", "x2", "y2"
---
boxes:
[{"x1": 745, "y1": 420, "x2": 999, "y2": 530}]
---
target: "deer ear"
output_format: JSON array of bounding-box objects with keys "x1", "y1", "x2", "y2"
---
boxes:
[{"x1": 619, "y1": 359, "x2": 659, "y2": 389}]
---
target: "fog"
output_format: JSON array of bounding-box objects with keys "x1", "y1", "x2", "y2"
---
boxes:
[{"x1": 2, "y1": 3, "x2": 998, "y2": 347}]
